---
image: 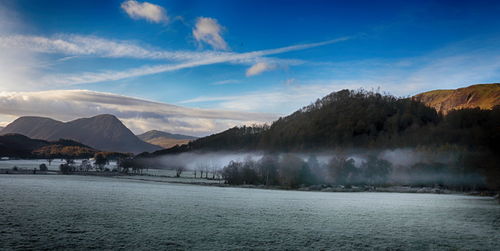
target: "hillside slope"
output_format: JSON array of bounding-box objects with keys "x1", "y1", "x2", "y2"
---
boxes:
[
  {"x1": 143, "y1": 87, "x2": 499, "y2": 158},
  {"x1": 0, "y1": 133, "x2": 97, "y2": 158},
  {"x1": 1, "y1": 114, "x2": 161, "y2": 154},
  {"x1": 413, "y1": 83, "x2": 500, "y2": 114},
  {"x1": 144, "y1": 89, "x2": 443, "y2": 156},
  {"x1": 137, "y1": 130, "x2": 196, "y2": 148}
]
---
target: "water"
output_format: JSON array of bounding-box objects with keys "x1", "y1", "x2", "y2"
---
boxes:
[{"x1": 0, "y1": 175, "x2": 498, "y2": 250}]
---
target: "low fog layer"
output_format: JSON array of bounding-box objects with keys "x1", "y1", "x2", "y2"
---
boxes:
[{"x1": 140, "y1": 148, "x2": 487, "y2": 189}]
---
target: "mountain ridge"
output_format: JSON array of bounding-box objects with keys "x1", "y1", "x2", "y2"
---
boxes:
[
  {"x1": 137, "y1": 130, "x2": 197, "y2": 141},
  {"x1": 413, "y1": 83, "x2": 500, "y2": 114},
  {"x1": 1, "y1": 114, "x2": 161, "y2": 154},
  {"x1": 137, "y1": 130, "x2": 197, "y2": 149},
  {"x1": 141, "y1": 86, "x2": 499, "y2": 158}
]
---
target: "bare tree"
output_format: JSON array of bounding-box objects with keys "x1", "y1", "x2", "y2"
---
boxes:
[
  {"x1": 196, "y1": 162, "x2": 207, "y2": 179},
  {"x1": 175, "y1": 166, "x2": 185, "y2": 177},
  {"x1": 80, "y1": 159, "x2": 92, "y2": 172}
]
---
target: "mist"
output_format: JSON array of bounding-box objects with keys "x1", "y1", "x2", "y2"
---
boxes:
[{"x1": 137, "y1": 147, "x2": 489, "y2": 189}]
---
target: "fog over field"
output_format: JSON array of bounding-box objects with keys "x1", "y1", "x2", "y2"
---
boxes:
[
  {"x1": 141, "y1": 147, "x2": 486, "y2": 188},
  {"x1": 149, "y1": 149, "x2": 454, "y2": 169}
]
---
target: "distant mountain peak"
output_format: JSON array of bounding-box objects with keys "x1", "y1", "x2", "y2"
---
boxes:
[
  {"x1": 137, "y1": 130, "x2": 197, "y2": 140},
  {"x1": 89, "y1": 114, "x2": 121, "y2": 121},
  {"x1": 1, "y1": 114, "x2": 161, "y2": 154},
  {"x1": 137, "y1": 130, "x2": 197, "y2": 149}
]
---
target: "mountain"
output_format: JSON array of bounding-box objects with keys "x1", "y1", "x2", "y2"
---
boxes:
[
  {"x1": 0, "y1": 133, "x2": 97, "y2": 158},
  {"x1": 413, "y1": 83, "x2": 500, "y2": 114},
  {"x1": 138, "y1": 130, "x2": 197, "y2": 141},
  {"x1": 142, "y1": 88, "x2": 499, "y2": 158},
  {"x1": 142, "y1": 89, "x2": 441, "y2": 156},
  {"x1": 0, "y1": 126, "x2": 4, "y2": 132},
  {"x1": 1, "y1": 114, "x2": 161, "y2": 154},
  {"x1": 137, "y1": 130, "x2": 197, "y2": 149},
  {"x1": 137, "y1": 88, "x2": 499, "y2": 190}
]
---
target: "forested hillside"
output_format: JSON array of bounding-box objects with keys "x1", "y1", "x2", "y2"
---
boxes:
[
  {"x1": 146, "y1": 89, "x2": 499, "y2": 154},
  {"x1": 0, "y1": 134, "x2": 97, "y2": 158},
  {"x1": 139, "y1": 89, "x2": 499, "y2": 190}
]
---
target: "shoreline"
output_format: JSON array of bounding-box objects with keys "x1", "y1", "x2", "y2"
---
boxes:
[
  {"x1": 115, "y1": 175, "x2": 499, "y2": 198},
  {"x1": 2, "y1": 170, "x2": 497, "y2": 198}
]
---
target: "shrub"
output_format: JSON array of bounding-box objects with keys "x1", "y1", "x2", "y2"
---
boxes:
[{"x1": 39, "y1": 163, "x2": 48, "y2": 172}]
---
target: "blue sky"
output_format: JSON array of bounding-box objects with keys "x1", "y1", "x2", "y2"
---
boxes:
[{"x1": 0, "y1": 0, "x2": 499, "y2": 135}]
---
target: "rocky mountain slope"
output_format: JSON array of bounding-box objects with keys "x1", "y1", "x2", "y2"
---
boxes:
[
  {"x1": 413, "y1": 83, "x2": 500, "y2": 114},
  {"x1": 137, "y1": 130, "x2": 196, "y2": 149},
  {"x1": 1, "y1": 114, "x2": 161, "y2": 154}
]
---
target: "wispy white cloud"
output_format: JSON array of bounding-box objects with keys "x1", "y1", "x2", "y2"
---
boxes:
[
  {"x1": 0, "y1": 90, "x2": 277, "y2": 136},
  {"x1": 246, "y1": 62, "x2": 276, "y2": 76},
  {"x1": 0, "y1": 34, "x2": 226, "y2": 61},
  {"x1": 121, "y1": 0, "x2": 168, "y2": 23},
  {"x1": 179, "y1": 82, "x2": 365, "y2": 113},
  {"x1": 0, "y1": 33, "x2": 345, "y2": 87},
  {"x1": 35, "y1": 37, "x2": 349, "y2": 86},
  {"x1": 193, "y1": 17, "x2": 229, "y2": 50},
  {"x1": 181, "y1": 47, "x2": 500, "y2": 114},
  {"x1": 212, "y1": 79, "x2": 241, "y2": 85}
]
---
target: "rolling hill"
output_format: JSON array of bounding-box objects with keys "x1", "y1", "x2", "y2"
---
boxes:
[
  {"x1": 413, "y1": 83, "x2": 500, "y2": 114},
  {"x1": 137, "y1": 130, "x2": 197, "y2": 149},
  {"x1": 1, "y1": 114, "x2": 161, "y2": 154},
  {"x1": 0, "y1": 133, "x2": 97, "y2": 158},
  {"x1": 142, "y1": 87, "x2": 499, "y2": 158}
]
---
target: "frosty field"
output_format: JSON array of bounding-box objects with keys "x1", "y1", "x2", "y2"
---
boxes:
[
  {"x1": 0, "y1": 159, "x2": 212, "y2": 178},
  {"x1": 0, "y1": 175, "x2": 499, "y2": 250}
]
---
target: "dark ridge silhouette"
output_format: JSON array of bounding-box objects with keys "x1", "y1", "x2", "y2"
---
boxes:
[
  {"x1": 0, "y1": 133, "x2": 96, "y2": 158},
  {"x1": 1, "y1": 114, "x2": 161, "y2": 154}
]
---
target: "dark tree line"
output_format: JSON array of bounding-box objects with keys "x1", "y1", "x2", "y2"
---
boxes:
[
  {"x1": 148, "y1": 89, "x2": 498, "y2": 152},
  {"x1": 140, "y1": 89, "x2": 499, "y2": 189},
  {"x1": 221, "y1": 153, "x2": 489, "y2": 191},
  {"x1": 220, "y1": 154, "x2": 393, "y2": 188}
]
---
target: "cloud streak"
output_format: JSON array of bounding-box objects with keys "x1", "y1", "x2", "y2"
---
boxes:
[
  {"x1": 0, "y1": 33, "x2": 347, "y2": 86},
  {"x1": 121, "y1": 0, "x2": 168, "y2": 23},
  {"x1": 36, "y1": 37, "x2": 349, "y2": 86},
  {"x1": 212, "y1": 79, "x2": 241, "y2": 85},
  {"x1": 181, "y1": 47, "x2": 500, "y2": 114},
  {"x1": 0, "y1": 89, "x2": 278, "y2": 136},
  {"x1": 0, "y1": 34, "x2": 227, "y2": 61}
]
